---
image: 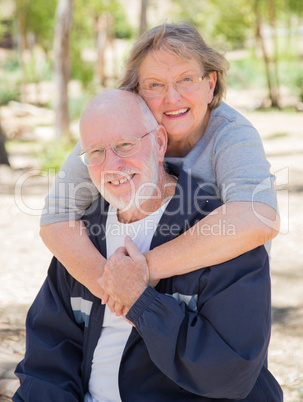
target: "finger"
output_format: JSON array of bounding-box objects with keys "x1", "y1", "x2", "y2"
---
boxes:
[
  {"x1": 111, "y1": 246, "x2": 128, "y2": 259},
  {"x1": 114, "y1": 302, "x2": 124, "y2": 317},
  {"x1": 101, "y1": 293, "x2": 109, "y2": 305},
  {"x1": 98, "y1": 277, "x2": 109, "y2": 304},
  {"x1": 124, "y1": 236, "x2": 145, "y2": 261},
  {"x1": 107, "y1": 296, "x2": 116, "y2": 313}
]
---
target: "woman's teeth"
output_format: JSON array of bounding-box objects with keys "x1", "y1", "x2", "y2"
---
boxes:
[{"x1": 165, "y1": 108, "x2": 189, "y2": 116}]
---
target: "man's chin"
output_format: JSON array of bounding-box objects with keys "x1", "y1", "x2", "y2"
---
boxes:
[{"x1": 102, "y1": 192, "x2": 135, "y2": 212}]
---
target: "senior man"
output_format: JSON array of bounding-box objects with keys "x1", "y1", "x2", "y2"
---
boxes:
[{"x1": 14, "y1": 90, "x2": 282, "y2": 402}]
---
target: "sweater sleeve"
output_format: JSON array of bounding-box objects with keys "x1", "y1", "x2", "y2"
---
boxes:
[
  {"x1": 126, "y1": 247, "x2": 271, "y2": 399},
  {"x1": 13, "y1": 258, "x2": 84, "y2": 402},
  {"x1": 40, "y1": 141, "x2": 99, "y2": 226}
]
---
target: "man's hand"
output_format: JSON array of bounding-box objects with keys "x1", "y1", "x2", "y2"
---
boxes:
[{"x1": 100, "y1": 237, "x2": 149, "y2": 313}]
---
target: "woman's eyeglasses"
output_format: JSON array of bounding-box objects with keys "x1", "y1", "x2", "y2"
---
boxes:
[{"x1": 139, "y1": 74, "x2": 208, "y2": 97}]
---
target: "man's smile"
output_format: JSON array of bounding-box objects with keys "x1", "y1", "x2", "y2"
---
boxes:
[{"x1": 107, "y1": 173, "x2": 136, "y2": 186}]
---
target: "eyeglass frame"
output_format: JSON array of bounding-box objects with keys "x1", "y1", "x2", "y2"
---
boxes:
[
  {"x1": 138, "y1": 73, "x2": 209, "y2": 97},
  {"x1": 78, "y1": 129, "x2": 156, "y2": 167}
]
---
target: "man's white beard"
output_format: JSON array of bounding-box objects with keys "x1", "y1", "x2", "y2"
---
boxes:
[{"x1": 96, "y1": 147, "x2": 159, "y2": 213}]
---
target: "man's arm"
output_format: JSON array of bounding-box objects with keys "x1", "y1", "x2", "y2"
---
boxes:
[
  {"x1": 14, "y1": 258, "x2": 85, "y2": 402},
  {"x1": 102, "y1": 239, "x2": 272, "y2": 399}
]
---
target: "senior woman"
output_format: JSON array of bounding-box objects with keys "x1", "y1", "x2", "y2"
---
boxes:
[{"x1": 40, "y1": 22, "x2": 279, "y2": 298}]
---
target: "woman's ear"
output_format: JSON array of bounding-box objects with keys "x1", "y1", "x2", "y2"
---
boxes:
[
  {"x1": 154, "y1": 124, "x2": 167, "y2": 162},
  {"x1": 207, "y1": 71, "x2": 217, "y2": 104}
]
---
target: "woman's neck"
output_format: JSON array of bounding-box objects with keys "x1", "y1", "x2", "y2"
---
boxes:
[{"x1": 166, "y1": 108, "x2": 211, "y2": 158}]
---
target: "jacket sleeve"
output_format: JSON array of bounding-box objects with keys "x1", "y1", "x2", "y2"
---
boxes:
[
  {"x1": 126, "y1": 247, "x2": 271, "y2": 399},
  {"x1": 13, "y1": 258, "x2": 84, "y2": 402}
]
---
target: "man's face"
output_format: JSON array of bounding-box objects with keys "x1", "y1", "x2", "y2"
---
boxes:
[{"x1": 81, "y1": 102, "x2": 164, "y2": 213}]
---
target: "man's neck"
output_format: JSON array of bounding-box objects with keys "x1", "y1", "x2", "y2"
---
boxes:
[{"x1": 117, "y1": 171, "x2": 177, "y2": 224}]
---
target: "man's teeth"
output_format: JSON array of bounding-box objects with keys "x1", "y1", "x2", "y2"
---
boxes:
[
  {"x1": 165, "y1": 108, "x2": 189, "y2": 116},
  {"x1": 110, "y1": 174, "x2": 134, "y2": 185}
]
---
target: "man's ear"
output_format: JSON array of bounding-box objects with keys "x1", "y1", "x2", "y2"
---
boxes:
[{"x1": 154, "y1": 125, "x2": 167, "y2": 162}]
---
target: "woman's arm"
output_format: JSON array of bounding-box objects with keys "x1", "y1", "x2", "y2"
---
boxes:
[
  {"x1": 40, "y1": 141, "x2": 105, "y2": 297},
  {"x1": 40, "y1": 221, "x2": 106, "y2": 297},
  {"x1": 146, "y1": 201, "x2": 280, "y2": 281},
  {"x1": 40, "y1": 200, "x2": 279, "y2": 293}
]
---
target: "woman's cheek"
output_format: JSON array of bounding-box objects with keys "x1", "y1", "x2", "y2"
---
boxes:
[{"x1": 142, "y1": 97, "x2": 162, "y2": 123}]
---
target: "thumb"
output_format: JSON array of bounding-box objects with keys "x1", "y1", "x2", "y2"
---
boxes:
[{"x1": 124, "y1": 236, "x2": 143, "y2": 260}]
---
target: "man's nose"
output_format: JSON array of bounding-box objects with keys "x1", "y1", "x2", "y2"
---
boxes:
[{"x1": 103, "y1": 147, "x2": 125, "y2": 170}]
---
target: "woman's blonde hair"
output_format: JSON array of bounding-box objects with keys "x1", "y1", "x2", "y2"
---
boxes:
[{"x1": 118, "y1": 22, "x2": 229, "y2": 109}]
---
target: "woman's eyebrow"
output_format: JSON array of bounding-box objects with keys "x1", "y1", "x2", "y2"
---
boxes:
[{"x1": 142, "y1": 69, "x2": 198, "y2": 82}]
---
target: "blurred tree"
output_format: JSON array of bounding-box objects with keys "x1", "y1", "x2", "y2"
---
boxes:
[
  {"x1": 71, "y1": 0, "x2": 132, "y2": 86},
  {"x1": 170, "y1": 0, "x2": 253, "y2": 48},
  {"x1": 14, "y1": 0, "x2": 56, "y2": 101},
  {"x1": 254, "y1": 0, "x2": 280, "y2": 107},
  {"x1": 0, "y1": 123, "x2": 10, "y2": 166},
  {"x1": 53, "y1": 0, "x2": 73, "y2": 141},
  {"x1": 171, "y1": 0, "x2": 302, "y2": 107},
  {"x1": 140, "y1": 0, "x2": 148, "y2": 35}
]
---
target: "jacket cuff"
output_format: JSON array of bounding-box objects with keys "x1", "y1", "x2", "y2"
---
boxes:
[{"x1": 126, "y1": 286, "x2": 158, "y2": 324}]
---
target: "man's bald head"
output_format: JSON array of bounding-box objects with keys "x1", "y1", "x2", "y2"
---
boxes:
[{"x1": 80, "y1": 89, "x2": 158, "y2": 148}]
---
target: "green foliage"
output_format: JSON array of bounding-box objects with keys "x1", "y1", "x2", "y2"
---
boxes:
[
  {"x1": 228, "y1": 54, "x2": 267, "y2": 89},
  {"x1": 280, "y1": 60, "x2": 303, "y2": 101},
  {"x1": 0, "y1": 20, "x2": 6, "y2": 41},
  {"x1": 0, "y1": 82, "x2": 20, "y2": 105},
  {"x1": 69, "y1": 94, "x2": 93, "y2": 120},
  {"x1": 39, "y1": 138, "x2": 78, "y2": 172},
  {"x1": 0, "y1": 52, "x2": 21, "y2": 104},
  {"x1": 15, "y1": 0, "x2": 56, "y2": 52},
  {"x1": 71, "y1": 52, "x2": 95, "y2": 88},
  {"x1": 113, "y1": 9, "x2": 133, "y2": 39},
  {"x1": 170, "y1": 0, "x2": 255, "y2": 49},
  {"x1": 24, "y1": 54, "x2": 52, "y2": 83}
]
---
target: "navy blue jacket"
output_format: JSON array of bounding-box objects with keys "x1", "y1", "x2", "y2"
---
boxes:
[{"x1": 14, "y1": 165, "x2": 282, "y2": 401}]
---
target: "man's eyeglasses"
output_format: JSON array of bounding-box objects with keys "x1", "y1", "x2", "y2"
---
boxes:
[
  {"x1": 78, "y1": 130, "x2": 155, "y2": 167},
  {"x1": 139, "y1": 74, "x2": 208, "y2": 97}
]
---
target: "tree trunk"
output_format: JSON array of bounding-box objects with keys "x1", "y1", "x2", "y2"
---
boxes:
[
  {"x1": 17, "y1": 14, "x2": 27, "y2": 103},
  {"x1": 268, "y1": 0, "x2": 280, "y2": 108},
  {"x1": 53, "y1": 0, "x2": 73, "y2": 141},
  {"x1": 140, "y1": 0, "x2": 148, "y2": 35},
  {"x1": 96, "y1": 14, "x2": 108, "y2": 86},
  {"x1": 255, "y1": 8, "x2": 274, "y2": 107},
  {"x1": 0, "y1": 124, "x2": 10, "y2": 166}
]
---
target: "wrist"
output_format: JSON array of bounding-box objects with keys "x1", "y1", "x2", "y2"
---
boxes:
[{"x1": 145, "y1": 249, "x2": 162, "y2": 281}]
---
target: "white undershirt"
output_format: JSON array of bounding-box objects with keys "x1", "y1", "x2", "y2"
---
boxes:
[{"x1": 86, "y1": 202, "x2": 169, "y2": 402}]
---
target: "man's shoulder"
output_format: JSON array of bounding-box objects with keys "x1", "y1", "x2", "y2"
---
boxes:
[
  {"x1": 82, "y1": 196, "x2": 109, "y2": 222},
  {"x1": 165, "y1": 162, "x2": 222, "y2": 214}
]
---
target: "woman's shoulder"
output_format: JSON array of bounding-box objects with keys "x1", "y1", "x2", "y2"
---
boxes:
[
  {"x1": 210, "y1": 102, "x2": 256, "y2": 130},
  {"x1": 207, "y1": 102, "x2": 262, "y2": 147}
]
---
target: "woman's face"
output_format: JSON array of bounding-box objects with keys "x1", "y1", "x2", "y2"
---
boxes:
[{"x1": 138, "y1": 50, "x2": 217, "y2": 146}]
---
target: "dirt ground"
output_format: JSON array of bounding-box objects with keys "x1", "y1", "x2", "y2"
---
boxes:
[{"x1": 0, "y1": 105, "x2": 303, "y2": 401}]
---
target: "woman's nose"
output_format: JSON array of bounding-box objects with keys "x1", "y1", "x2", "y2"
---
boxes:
[{"x1": 164, "y1": 83, "x2": 182, "y2": 103}]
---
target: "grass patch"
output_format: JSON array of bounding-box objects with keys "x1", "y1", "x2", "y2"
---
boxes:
[{"x1": 266, "y1": 132, "x2": 289, "y2": 140}]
